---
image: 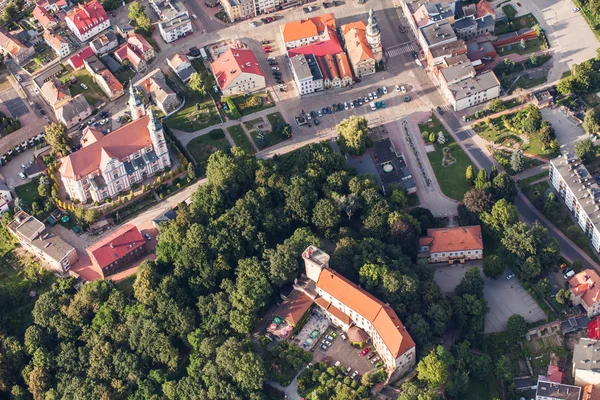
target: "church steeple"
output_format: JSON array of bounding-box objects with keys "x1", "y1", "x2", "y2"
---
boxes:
[
  {"x1": 366, "y1": 8, "x2": 383, "y2": 63},
  {"x1": 147, "y1": 106, "x2": 161, "y2": 134},
  {"x1": 367, "y1": 8, "x2": 380, "y2": 37},
  {"x1": 128, "y1": 80, "x2": 145, "y2": 120}
]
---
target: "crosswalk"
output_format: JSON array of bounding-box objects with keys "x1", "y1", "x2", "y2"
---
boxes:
[{"x1": 385, "y1": 43, "x2": 415, "y2": 58}]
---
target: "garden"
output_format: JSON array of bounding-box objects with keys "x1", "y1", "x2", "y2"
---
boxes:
[
  {"x1": 231, "y1": 92, "x2": 275, "y2": 117},
  {"x1": 23, "y1": 43, "x2": 55, "y2": 74},
  {"x1": 186, "y1": 128, "x2": 230, "y2": 171},
  {"x1": 165, "y1": 91, "x2": 221, "y2": 132},
  {"x1": 59, "y1": 69, "x2": 106, "y2": 106},
  {"x1": 250, "y1": 112, "x2": 292, "y2": 150},
  {"x1": 227, "y1": 124, "x2": 254, "y2": 154},
  {"x1": 497, "y1": 38, "x2": 545, "y2": 57},
  {"x1": 493, "y1": 148, "x2": 540, "y2": 175},
  {"x1": 419, "y1": 115, "x2": 476, "y2": 200},
  {"x1": 494, "y1": 13, "x2": 538, "y2": 35}
]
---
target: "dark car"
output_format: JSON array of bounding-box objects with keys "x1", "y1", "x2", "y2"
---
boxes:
[
  {"x1": 322, "y1": 107, "x2": 327, "y2": 115},
  {"x1": 358, "y1": 98, "x2": 363, "y2": 106},
  {"x1": 326, "y1": 107, "x2": 332, "y2": 114},
  {"x1": 276, "y1": 80, "x2": 284, "y2": 84},
  {"x1": 35, "y1": 103, "x2": 41, "y2": 110},
  {"x1": 40, "y1": 109, "x2": 45, "y2": 115},
  {"x1": 144, "y1": 233, "x2": 152, "y2": 241},
  {"x1": 269, "y1": 61, "x2": 278, "y2": 66},
  {"x1": 332, "y1": 104, "x2": 337, "y2": 112},
  {"x1": 262, "y1": 40, "x2": 270, "y2": 44},
  {"x1": 99, "y1": 111, "x2": 109, "y2": 118},
  {"x1": 377, "y1": 87, "x2": 383, "y2": 96},
  {"x1": 412, "y1": 51, "x2": 418, "y2": 59},
  {"x1": 310, "y1": 111, "x2": 317, "y2": 118},
  {"x1": 353, "y1": 100, "x2": 358, "y2": 108},
  {"x1": 437, "y1": 106, "x2": 444, "y2": 115},
  {"x1": 338, "y1": 103, "x2": 343, "y2": 110},
  {"x1": 313, "y1": 118, "x2": 319, "y2": 126}
]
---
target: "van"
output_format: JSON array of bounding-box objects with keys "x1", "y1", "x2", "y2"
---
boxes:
[
  {"x1": 370, "y1": 101, "x2": 376, "y2": 111},
  {"x1": 563, "y1": 268, "x2": 575, "y2": 280}
]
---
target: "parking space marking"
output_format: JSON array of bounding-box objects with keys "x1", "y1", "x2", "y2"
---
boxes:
[
  {"x1": 386, "y1": 44, "x2": 414, "y2": 58},
  {"x1": 0, "y1": 88, "x2": 28, "y2": 118}
]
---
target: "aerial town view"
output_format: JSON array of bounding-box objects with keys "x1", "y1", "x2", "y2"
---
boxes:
[{"x1": 3, "y1": 0, "x2": 600, "y2": 398}]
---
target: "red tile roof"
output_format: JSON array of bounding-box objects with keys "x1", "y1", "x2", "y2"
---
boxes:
[
  {"x1": 334, "y1": 52, "x2": 353, "y2": 80},
  {"x1": 128, "y1": 34, "x2": 152, "y2": 55},
  {"x1": 281, "y1": 13, "x2": 337, "y2": 43},
  {"x1": 570, "y1": 269, "x2": 600, "y2": 307},
  {"x1": 115, "y1": 43, "x2": 144, "y2": 68},
  {"x1": 68, "y1": 46, "x2": 94, "y2": 69},
  {"x1": 43, "y1": 31, "x2": 66, "y2": 51},
  {"x1": 86, "y1": 224, "x2": 144, "y2": 270},
  {"x1": 58, "y1": 116, "x2": 153, "y2": 180},
  {"x1": 476, "y1": 0, "x2": 496, "y2": 18},
  {"x1": 33, "y1": 6, "x2": 57, "y2": 28},
  {"x1": 343, "y1": 22, "x2": 375, "y2": 62},
  {"x1": 211, "y1": 48, "x2": 264, "y2": 91},
  {"x1": 316, "y1": 268, "x2": 415, "y2": 358},
  {"x1": 0, "y1": 29, "x2": 28, "y2": 57},
  {"x1": 286, "y1": 28, "x2": 343, "y2": 57},
  {"x1": 419, "y1": 225, "x2": 483, "y2": 253},
  {"x1": 66, "y1": 0, "x2": 108, "y2": 35},
  {"x1": 588, "y1": 316, "x2": 600, "y2": 340},
  {"x1": 275, "y1": 290, "x2": 314, "y2": 326},
  {"x1": 98, "y1": 69, "x2": 123, "y2": 95}
]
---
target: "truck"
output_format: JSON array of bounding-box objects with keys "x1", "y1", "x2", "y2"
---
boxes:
[{"x1": 199, "y1": 47, "x2": 208, "y2": 61}]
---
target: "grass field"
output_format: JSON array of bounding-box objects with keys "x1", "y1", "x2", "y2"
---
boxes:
[
  {"x1": 243, "y1": 117, "x2": 264, "y2": 130},
  {"x1": 494, "y1": 13, "x2": 538, "y2": 35},
  {"x1": 248, "y1": 112, "x2": 288, "y2": 150},
  {"x1": 60, "y1": 69, "x2": 105, "y2": 106},
  {"x1": 509, "y1": 74, "x2": 548, "y2": 94},
  {"x1": 23, "y1": 44, "x2": 55, "y2": 74},
  {"x1": 14, "y1": 180, "x2": 39, "y2": 207},
  {"x1": 497, "y1": 38, "x2": 544, "y2": 56},
  {"x1": 232, "y1": 92, "x2": 275, "y2": 117},
  {"x1": 227, "y1": 125, "x2": 255, "y2": 154},
  {"x1": 166, "y1": 92, "x2": 221, "y2": 132},
  {"x1": 419, "y1": 116, "x2": 475, "y2": 200},
  {"x1": 186, "y1": 129, "x2": 230, "y2": 170}
]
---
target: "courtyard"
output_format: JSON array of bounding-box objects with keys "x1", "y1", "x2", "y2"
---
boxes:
[{"x1": 434, "y1": 262, "x2": 547, "y2": 333}]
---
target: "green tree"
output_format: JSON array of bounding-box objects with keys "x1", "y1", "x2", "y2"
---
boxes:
[
  {"x1": 510, "y1": 149, "x2": 523, "y2": 173},
  {"x1": 474, "y1": 168, "x2": 490, "y2": 189},
  {"x1": 102, "y1": 0, "x2": 120, "y2": 10},
  {"x1": 555, "y1": 288, "x2": 571, "y2": 305},
  {"x1": 429, "y1": 132, "x2": 436, "y2": 143},
  {"x1": 312, "y1": 198, "x2": 341, "y2": 238},
  {"x1": 488, "y1": 98, "x2": 506, "y2": 113},
  {"x1": 463, "y1": 188, "x2": 493, "y2": 214},
  {"x1": 535, "y1": 278, "x2": 551, "y2": 297},
  {"x1": 447, "y1": 369, "x2": 469, "y2": 399},
  {"x1": 188, "y1": 72, "x2": 207, "y2": 97},
  {"x1": 492, "y1": 171, "x2": 518, "y2": 202},
  {"x1": 336, "y1": 116, "x2": 370, "y2": 155},
  {"x1": 360, "y1": 368, "x2": 386, "y2": 388},
  {"x1": 128, "y1": 1, "x2": 144, "y2": 20},
  {"x1": 529, "y1": 53, "x2": 538, "y2": 67},
  {"x1": 465, "y1": 165, "x2": 474, "y2": 185},
  {"x1": 575, "y1": 138, "x2": 596, "y2": 163},
  {"x1": 417, "y1": 346, "x2": 449, "y2": 388},
  {"x1": 480, "y1": 198, "x2": 519, "y2": 233},
  {"x1": 187, "y1": 162, "x2": 197, "y2": 180},
  {"x1": 44, "y1": 123, "x2": 70, "y2": 156},
  {"x1": 136, "y1": 14, "x2": 152, "y2": 35},
  {"x1": 483, "y1": 254, "x2": 505, "y2": 279},
  {"x1": 583, "y1": 108, "x2": 600, "y2": 135},
  {"x1": 406, "y1": 314, "x2": 432, "y2": 349},
  {"x1": 506, "y1": 314, "x2": 527, "y2": 341},
  {"x1": 495, "y1": 355, "x2": 513, "y2": 381}
]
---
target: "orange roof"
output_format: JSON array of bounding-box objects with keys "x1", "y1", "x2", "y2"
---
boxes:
[
  {"x1": 421, "y1": 225, "x2": 483, "y2": 253},
  {"x1": 342, "y1": 20, "x2": 366, "y2": 35},
  {"x1": 33, "y1": 6, "x2": 57, "y2": 28},
  {"x1": 115, "y1": 43, "x2": 144, "y2": 67},
  {"x1": 98, "y1": 69, "x2": 123, "y2": 94},
  {"x1": 58, "y1": 116, "x2": 153, "y2": 180},
  {"x1": 281, "y1": 13, "x2": 337, "y2": 43},
  {"x1": 315, "y1": 297, "x2": 330, "y2": 309},
  {"x1": 316, "y1": 268, "x2": 415, "y2": 358},
  {"x1": 334, "y1": 52, "x2": 353, "y2": 80},
  {"x1": 81, "y1": 127, "x2": 103, "y2": 146},
  {"x1": 323, "y1": 54, "x2": 339, "y2": 80},
  {"x1": 583, "y1": 385, "x2": 600, "y2": 400},
  {"x1": 128, "y1": 33, "x2": 152, "y2": 54},
  {"x1": 476, "y1": 0, "x2": 496, "y2": 18},
  {"x1": 275, "y1": 290, "x2": 314, "y2": 326},
  {"x1": 86, "y1": 224, "x2": 144, "y2": 270},
  {"x1": 326, "y1": 303, "x2": 351, "y2": 325},
  {"x1": 570, "y1": 269, "x2": 600, "y2": 307},
  {"x1": 43, "y1": 31, "x2": 66, "y2": 51},
  {"x1": 343, "y1": 23, "x2": 375, "y2": 62},
  {"x1": 211, "y1": 48, "x2": 264, "y2": 91},
  {"x1": 0, "y1": 29, "x2": 27, "y2": 57}
]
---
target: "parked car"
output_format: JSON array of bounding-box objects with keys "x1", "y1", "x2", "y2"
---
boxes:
[
  {"x1": 345, "y1": 367, "x2": 351, "y2": 375},
  {"x1": 264, "y1": 48, "x2": 272, "y2": 53},
  {"x1": 18, "y1": 172, "x2": 27, "y2": 180},
  {"x1": 318, "y1": 110, "x2": 322, "y2": 117},
  {"x1": 437, "y1": 106, "x2": 444, "y2": 115},
  {"x1": 505, "y1": 273, "x2": 515, "y2": 280},
  {"x1": 262, "y1": 40, "x2": 270, "y2": 44},
  {"x1": 310, "y1": 111, "x2": 317, "y2": 118},
  {"x1": 573, "y1": 7, "x2": 580, "y2": 12},
  {"x1": 250, "y1": 21, "x2": 258, "y2": 27},
  {"x1": 334, "y1": 361, "x2": 341, "y2": 367},
  {"x1": 329, "y1": 331, "x2": 337, "y2": 338},
  {"x1": 370, "y1": 357, "x2": 380, "y2": 364},
  {"x1": 344, "y1": 102, "x2": 349, "y2": 110},
  {"x1": 322, "y1": 339, "x2": 331, "y2": 346},
  {"x1": 377, "y1": 88, "x2": 383, "y2": 96},
  {"x1": 267, "y1": 57, "x2": 275, "y2": 61},
  {"x1": 313, "y1": 118, "x2": 319, "y2": 126},
  {"x1": 372, "y1": 91, "x2": 377, "y2": 99},
  {"x1": 191, "y1": 14, "x2": 197, "y2": 19},
  {"x1": 80, "y1": 83, "x2": 88, "y2": 90},
  {"x1": 320, "y1": 344, "x2": 328, "y2": 351},
  {"x1": 370, "y1": 101, "x2": 376, "y2": 111},
  {"x1": 271, "y1": 67, "x2": 279, "y2": 71},
  {"x1": 367, "y1": 352, "x2": 376, "y2": 359},
  {"x1": 404, "y1": 95, "x2": 411, "y2": 102},
  {"x1": 382, "y1": 86, "x2": 388, "y2": 95},
  {"x1": 360, "y1": 347, "x2": 370, "y2": 356},
  {"x1": 381, "y1": 100, "x2": 386, "y2": 108},
  {"x1": 144, "y1": 233, "x2": 152, "y2": 241}
]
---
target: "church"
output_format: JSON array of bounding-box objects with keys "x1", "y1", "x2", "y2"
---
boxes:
[
  {"x1": 58, "y1": 82, "x2": 171, "y2": 203},
  {"x1": 342, "y1": 9, "x2": 383, "y2": 78}
]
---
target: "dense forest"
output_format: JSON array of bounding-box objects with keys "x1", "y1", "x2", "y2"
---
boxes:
[{"x1": 0, "y1": 142, "x2": 545, "y2": 399}]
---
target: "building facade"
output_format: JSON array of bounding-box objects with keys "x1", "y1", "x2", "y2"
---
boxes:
[
  {"x1": 65, "y1": 0, "x2": 110, "y2": 42},
  {"x1": 58, "y1": 96, "x2": 171, "y2": 203},
  {"x1": 569, "y1": 270, "x2": 600, "y2": 318},
  {"x1": 573, "y1": 338, "x2": 600, "y2": 386},
  {"x1": 441, "y1": 70, "x2": 500, "y2": 111},
  {"x1": 43, "y1": 31, "x2": 70, "y2": 58},
  {"x1": 56, "y1": 94, "x2": 92, "y2": 128},
  {"x1": 86, "y1": 224, "x2": 147, "y2": 277},
  {"x1": 89, "y1": 31, "x2": 118, "y2": 55},
  {"x1": 159, "y1": 15, "x2": 193, "y2": 43},
  {"x1": 221, "y1": 0, "x2": 255, "y2": 21},
  {"x1": 280, "y1": 13, "x2": 336, "y2": 49},
  {"x1": 418, "y1": 225, "x2": 483, "y2": 264},
  {"x1": 289, "y1": 53, "x2": 324, "y2": 95},
  {"x1": 0, "y1": 29, "x2": 35, "y2": 65},
  {"x1": 211, "y1": 48, "x2": 266, "y2": 96}
]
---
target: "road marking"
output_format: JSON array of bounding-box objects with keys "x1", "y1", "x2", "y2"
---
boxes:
[
  {"x1": 385, "y1": 43, "x2": 414, "y2": 58},
  {"x1": 385, "y1": 41, "x2": 413, "y2": 49}
]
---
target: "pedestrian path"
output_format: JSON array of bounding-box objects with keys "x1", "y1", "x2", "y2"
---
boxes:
[{"x1": 385, "y1": 43, "x2": 415, "y2": 58}]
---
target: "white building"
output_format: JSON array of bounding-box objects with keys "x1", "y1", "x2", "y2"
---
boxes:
[
  {"x1": 418, "y1": 225, "x2": 483, "y2": 264},
  {"x1": 43, "y1": 31, "x2": 70, "y2": 58},
  {"x1": 211, "y1": 48, "x2": 266, "y2": 96},
  {"x1": 65, "y1": 0, "x2": 110, "y2": 42},
  {"x1": 535, "y1": 378, "x2": 581, "y2": 400},
  {"x1": 158, "y1": 15, "x2": 193, "y2": 43},
  {"x1": 148, "y1": 0, "x2": 188, "y2": 21},
  {"x1": 441, "y1": 70, "x2": 500, "y2": 111},
  {"x1": 549, "y1": 154, "x2": 600, "y2": 252},
  {"x1": 302, "y1": 246, "x2": 416, "y2": 376},
  {"x1": 573, "y1": 338, "x2": 600, "y2": 386},
  {"x1": 289, "y1": 54, "x2": 323, "y2": 96}
]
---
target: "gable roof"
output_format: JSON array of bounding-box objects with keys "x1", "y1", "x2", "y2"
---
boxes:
[
  {"x1": 81, "y1": 126, "x2": 104, "y2": 146},
  {"x1": 58, "y1": 115, "x2": 153, "y2": 180},
  {"x1": 418, "y1": 225, "x2": 483, "y2": 253},
  {"x1": 281, "y1": 13, "x2": 337, "y2": 43},
  {"x1": 86, "y1": 224, "x2": 144, "y2": 270},
  {"x1": 0, "y1": 29, "x2": 29, "y2": 57},
  {"x1": 115, "y1": 43, "x2": 144, "y2": 67},
  {"x1": 315, "y1": 268, "x2": 415, "y2": 358},
  {"x1": 69, "y1": 46, "x2": 95, "y2": 69},
  {"x1": 33, "y1": 6, "x2": 57, "y2": 28},
  {"x1": 128, "y1": 33, "x2": 152, "y2": 54},
  {"x1": 334, "y1": 52, "x2": 353, "y2": 79},
  {"x1": 343, "y1": 23, "x2": 375, "y2": 63},
  {"x1": 476, "y1": 0, "x2": 495, "y2": 18},
  {"x1": 41, "y1": 79, "x2": 71, "y2": 107},
  {"x1": 56, "y1": 94, "x2": 90, "y2": 122},
  {"x1": 169, "y1": 53, "x2": 190, "y2": 70},
  {"x1": 43, "y1": 31, "x2": 67, "y2": 51},
  {"x1": 286, "y1": 27, "x2": 343, "y2": 57},
  {"x1": 66, "y1": 0, "x2": 109, "y2": 34},
  {"x1": 211, "y1": 48, "x2": 264, "y2": 90},
  {"x1": 570, "y1": 269, "x2": 600, "y2": 307},
  {"x1": 136, "y1": 69, "x2": 175, "y2": 105},
  {"x1": 98, "y1": 69, "x2": 123, "y2": 95}
]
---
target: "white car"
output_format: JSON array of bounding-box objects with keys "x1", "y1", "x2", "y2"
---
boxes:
[
  {"x1": 271, "y1": 67, "x2": 279, "y2": 71},
  {"x1": 370, "y1": 101, "x2": 376, "y2": 111},
  {"x1": 344, "y1": 102, "x2": 349, "y2": 110},
  {"x1": 368, "y1": 93, "x2": 373, "y2": 100},
  {"x1": 192, "y1": 13, "x2": 197, "y2": 19},
  {"x1": 80, "y1": 83, "x2": 88, "y2": 90},
  {"x1": 400, "y1": 85, "x2": 406, "y2": 92},
  {"x1": 382, "y1": 86, "x2": 388, "y2": 95},
  {"x1": 572, "y1": 7, "x2": 580, "y2": 12},
  {"x1": 395, "y1": 84, "x2": 401, "y2": 92},
  {"x1": 334, "y1": 361, "x2": 341, "y2": 367},
  {"x1": 250, "y1": 21, "x2": 258, "y2": 27},
  {"x1": 372, "y1": 91, "x2": 378, "y2": 99},
  {"x1": 505, "y1": 273, "x2": 515, "y2": 280},
  {"x1": 350, "y1": 102, "x2": 355, "y2": 109}
]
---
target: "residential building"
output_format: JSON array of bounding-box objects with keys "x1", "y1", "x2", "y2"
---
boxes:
[
  {"x1": 158, "y1": 15, "x2": 193, "y2": 43},
  {"x1": 95, "y1": 69, "x2": 124, "y2": 100},
  {"x1": 570, "y1": 270, "x2": 600, "y2": 318},
  {"x1": 211, "y1": 48, "x2": 266, "y2": 96},
  {"x1": 426, "y1": 39, "x2": 467, "y2": 67},
  {"x1": 40, "y1": 79, "x2": 71, "y2": 109},
  {"x1": 149, "y1": 0, "x2": 188, "y2": 21},
  {"x1": 280, "y1": 13, "x2": 336, "y2": 49},
  {"x1": 168, "y1": 53, "x2": 196, "y2": 83},
  {"x1": 65, "y1": 0, "x2": 110, "y2": 42},
  {"x1": 536, "y1": 378, "x2": 581, "y2": 400},
  {"x1": 89, "y1": 31, "x2": 118, "y2": 55},
  {"x1": 402, "y1": 0, "x2": 455, "y2": 38},
  {"x1": 289, "y1": 53, "x2": 323, "y2": 95},
  {"x1": 418, "y1": 20, "x2": 457, "y2": 53},
  {"x1": 115, "y1": 43, "x2": 147, "y2": 72},
  {"x1": 86, "y1": 224, "x2": 147, "y2": 277},
  {"x1": 117, "y1": 23, "x2": 135, "y2": 38},
  {"x1": 438, "y1": 61, "x2": 476, "y2": 85},
  {"x1": 68, "y1": 46, "x2": 95, "y2": 70},
  {"x1": 476, "y1": 0, "x2": 496, "y2": 19},
  {"x1": 442, "y1": 70, "x2": 500, "y2": 111},
  {"x1": 36, "y1": 0, "x2": 67, "y2": 13},
  {"x1": 7, "y1": 211, "x2": 78, "y2": 274},
  {"x1": 334, "y1": 52, "x2": 353, "y2": 86},
  {"x1": 0, "y1": 181, "x2": 12, "y2": 202},
  {"x1": 454, "y1": 15, "x2": 495, "y2": 40},
  {"x1": 127, "y1": 34, "x2": 155, "y2": 62},
  {"x1": 342, "y1": 20, "x2": 377, "y2": 78},
  {"x1": 84, "y1": 54, "x2": 106, "y2": 75},
  {"x1": 582, "y1": 385, "x2": 600, "y2": 400},
  {"x1": 573, "y1": 338, "x2": 600, "y2": 386},
  {"x1": 302, "y1": 246, "x2": 416, "y2": 375},
  {"x1": 135, "y1": 69, "x2": 182, "y2": 115},
  {"x1": 58, "y1": 102, "x2": 171, "y2": 203},
  {"x1": 221, "y1": 0, "x2": 254, "y2": 21},
  {"x1": 33, "y1": 5, "x2": 58, "y2": 30},
  {"x1": 316, "y1": 54, "x2": 340, "y2": 89},
  {"x1": 465, "y1": 39, "x2": 496, "y2": 64},
  {"x1": 418, "y1": 225, "x2": 483, "y2": 264},
  {"x1": 549, "y1": 154, "x2": 600, "y2": 254},
  {"x1": 286, "y1": 28, "x2": 343, "y2": 58},
  {"x1": 43, "y1": 31, "x2": 70, "y2": 58},
  {"x1": 55, "y1": 94, "x2": 92, "y2": 128},
  {"x1": 0, "y1": 29, "x2": 35, "y2": 65}
]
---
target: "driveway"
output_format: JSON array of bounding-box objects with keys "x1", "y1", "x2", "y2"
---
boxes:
[
  {"x1": 541, "y1": 107, "x2": 586, "y2": 156},
  {"x1": 434, "y1": 262, "x2": 547, "y2": 333},
  {"x1": 313, "y1": 329, "x2": 376, "y2": 377}
]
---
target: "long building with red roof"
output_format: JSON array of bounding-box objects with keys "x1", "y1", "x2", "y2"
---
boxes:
[
  {"x1": 86, "y1": 224, "x2": 146, "y2": 277},
  {"x1": 65, "y1": 0, "x2": 110, "y2": 42},
  {"x1": 302, "y1": 246, "x2": 416, "y2": 376},
  {"x1": 280, "y1": 13, "x2": 337, "y2": 49},
  {"x1": 211, "y1": 48, "x2": 265, "y2": 96},
  {"x1": 418, "y1": 225, "x2": 483, "y2": 264}
]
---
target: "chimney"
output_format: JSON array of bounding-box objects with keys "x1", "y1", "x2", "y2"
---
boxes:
[{"x1": 110, "y1": 243, "x2": 114, "y2": 248}]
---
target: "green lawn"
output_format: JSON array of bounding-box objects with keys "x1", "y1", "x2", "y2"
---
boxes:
[
  {"x1": 186, "y1": 129, "x2": 230, "y2": 170},
  {"x1": 509, "y1": 74, "x2": 548, "y2": 94},
  {"x1": 494, "y1": 13, "x2": 538, "y2": 35},
  {"x1": 493, "y1": 148, "x2": 541, "y2": 175},
  {"x1": 243, "y1": 117, "x2": 265, "y2": 130},
  {"x1": 247, "y1": 112, "x2": 288, "y2": 150},
  {"x1": 419, "y1": 116, "x2": 476, "y2": 201},
  {"x1": 115, "y1": 68, "x2": 136, "y2": 85},
  {"x1": 60, "y1": 69, "x2": 106, "y2": 106},
  {"x1": 497, "y1": 38, "x2": 544, "y2": 56},
  {"x1": 502, "y1": 4, "x2": 517, "y2": 20},
  {"x1": 15, "y1": 180, "x2": 39, "y2": 207},
  {"x1": 519, "y1": 171, "x2": 548, "y2": 187},
  {"x1": 232, "y1": 92, "x2": 275, "y2": 117},
  {"x1": 165, "y1": 92, "x2": 221, "y2": 132},
  {"x1": 23, "y1": 44, "x2": 55, "y2": 74},
  {"x1": 227, "y1": 124, "x2": 255, "y2": 154},
  {"x1": 464, "y1": 375, "x2": 502, "y2": 400}
]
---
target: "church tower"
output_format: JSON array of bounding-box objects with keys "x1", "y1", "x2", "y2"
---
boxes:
[
  {"x1": 147, "y1": 106, "x2": 171, "y2": 168},
  {"x1": 366, "y1": 8, "x2": 383, "y2": 62},
  {"x1": 128, "y1": 80, "x2": 145, "y2": 120}
]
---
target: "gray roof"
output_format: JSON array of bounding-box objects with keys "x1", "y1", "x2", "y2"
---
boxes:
[
  {"x1": 536, "y1": 379, "x2": 581, "y2": 400},
  {"x1": 454, "y1": 17, "x2": 476, "y2": 30},
  {"x1": 447, "y1": 70, "x2": 500, "y2": 101},
  {"x1": 84, "y1": 55, "x2": 106, "y2": 74},
  {"x1": 56, "y1": 94, "x2": 91, "y2": 121},
  {"x1": 159, "y1": 15, "x2": 192, "y2": 32},
  {"x1": 175, "y1": 64, "x2": 195, "y2": 82},
  {"x1": 100, "y1": 54, "x2": 121, "y2": 73},
  {"x1": 477, "y1": 15, "x2": 494, "y2": 30},
  {"x1": 150, "y1": 0, "x2": 187, "y2": 20},
  {"x1": 573, "y1": 338, "x2": 600, "y2": 373},
  {"x1": 0, "y1": 180, "x2": 10, "y2": 193},
  {"x1": 372, "y1": 138, "x2": 416, "y2": 192},
  {"x1": 419, "y1": 21, "x2": 457, "y2": 48},
  {"x1": 290, "y1": 54, "x2": 314, "y2": 81},
  {"x1": 8, "y1": 212, "x2": 44, "y2": 241},
  {"x1": 429, "y1": 39, "x2": 467, "y2": 58},
  {"x1": 495, "y1": 27, "x2": 534, "y2": 43},
  {"x1": 31, "y1": 229, "x2": 76, "y2": 263},
  {"x1": 408, "y1": 0, "x2": 454, "y2": 15},
  {"x1": 305, "y1": 54, "x2": 323, "y2": 81},
  {"x1": 153, "y1": 208, "x2": 177, "y2": 225},
  {"x1": 440, "y1": 62, "x2": 476, "y2": 84},
  {"x1": 551, "y1": 156, "x2": 600, "y2": 231},
  {"x1": 33, "y1": 64, "x2": 64, "y2": 88}
]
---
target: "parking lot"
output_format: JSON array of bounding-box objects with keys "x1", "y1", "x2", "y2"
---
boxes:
[
  {"x1": 434, "y1": 262, "x2": 546, "y2": 334},
  {"x1": 293, "y1": 308, "x2": 331, "y2": 351},
  {"x1": 0, "y1": 87, "x2": 29, "y2": 118},
  {"x1": 541, "y1": 108, "x2": 586, "y2": 156},
  {"x1": 313, "y1": 331, "x2": 378, "y2": 377}
]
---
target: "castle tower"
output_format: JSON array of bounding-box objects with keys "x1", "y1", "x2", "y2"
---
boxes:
[
  {"x1": 302, "y1": 246, "x2": 330, "y2": 283},
  {"x1": 366, "y1": 8, "x2": 383, "y2": 62},
  {"x1": 128, "y1": 80, "x2": 145, "y2": 120}
]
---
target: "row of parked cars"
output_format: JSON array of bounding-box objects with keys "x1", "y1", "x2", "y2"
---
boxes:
[
  {"x1": 360, "y1": 347, "x2": 383, "y2": 368},
  {"x1": 333, "y1": 361, "x2": 361, "y2": 380}
]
